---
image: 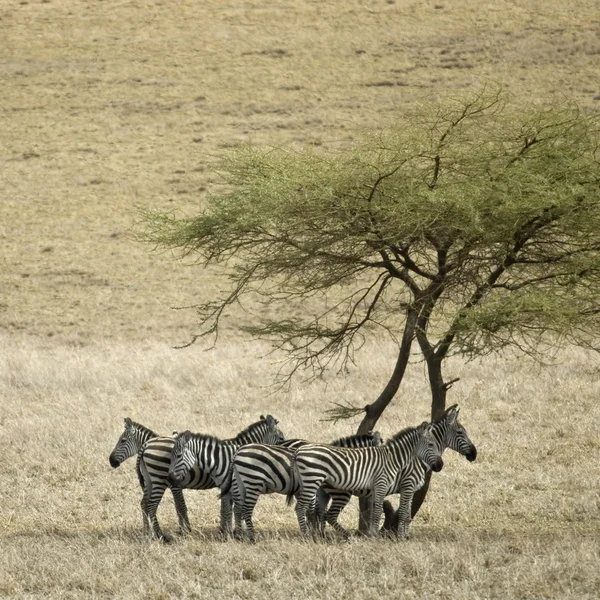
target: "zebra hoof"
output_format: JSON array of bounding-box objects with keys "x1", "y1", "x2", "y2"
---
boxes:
[{"x1": 159, "y1": 534, "x2": 173, "y2": 544}]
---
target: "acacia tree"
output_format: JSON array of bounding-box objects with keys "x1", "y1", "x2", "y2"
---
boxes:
[{"x1": 141, "y1": 88, "x2": 600, "y2": 527}]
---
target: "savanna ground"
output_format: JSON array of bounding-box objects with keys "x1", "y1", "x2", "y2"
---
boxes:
[{"x1": 1, "y1": 0, "x2": 600, "y2": 598}]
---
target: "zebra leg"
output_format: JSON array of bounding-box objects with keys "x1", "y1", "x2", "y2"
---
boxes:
[
  {"x1": 139, "y1": 458, "x2": 171, "y2": 542},
  {"x1": 368, "y1": 486, "x2": 386, "y2": 537},
  {"x1": 396, "y1": 487, "x2": 414, "y2": 540},
  {"x1": 295, "y1": 486, "x2": 319, "y2": 539},
  {"x1": 312, "y1": 487, "x2": 330, "y2": 537},
  {"x1": 324, "y1": 491, "x2": 352, "y2": 538},
  {"x1": 231, "y1": 478, "x2": 245, "y2": 540},
  {"x1": 144, "y1": 484, "x2": 171, "y2": 542},
  {"x1": 140, "y1": 494, "x2": 150, "y2": 535},
  {"x1": 219, "y1": 491, "x2": 234, "y2": 538},
  {"x1": 171, "y1": 487, "x2": 191, "y2": 534},
  {"x1": 241, "y1": 491, "x2": 261, "y2": 544}
]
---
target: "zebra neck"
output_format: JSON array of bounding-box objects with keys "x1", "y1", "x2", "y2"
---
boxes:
[
  {"x1": 137, "y1": 427, "x2": 158, "y2": 448},
  {"x1": 431, "y1": 420, "x2": 448, "y2": 450},
  {"x1": 386, "y1": 429, "x2": 420, "y2": 463},
  {"x1": 232, "y1": 426, "x2": 267, "y2": 445},
  {"x1": 192, "y1": 439, "x2": 234, "y2": 475}
]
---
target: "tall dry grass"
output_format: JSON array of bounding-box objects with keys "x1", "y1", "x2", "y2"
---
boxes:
[{"x1": 1, "y1": 334, "x2": 599, "y2": 599}]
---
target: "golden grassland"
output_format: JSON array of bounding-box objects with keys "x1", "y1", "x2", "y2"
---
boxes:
[
  {"x1": 2, "y1": 0, "x2": 600, "y2": 598},
  {"x1": 1, "y1": 338, "x2": 599, "y2": 599}
]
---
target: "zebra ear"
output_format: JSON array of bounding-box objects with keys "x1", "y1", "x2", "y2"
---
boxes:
[
  {"x1": 372, "y1": 431, "x2": 382, "y2": 445},
  {"x1": 445, "y1": 405, "x2": 459, "y2": 423},
  {"x1": 176, "y1": 430, "x2": 190, "y2": 442},
  {"x1": 124, "y1": 417, "x2": 132, "y2": 428},
  {"x1": 417, "y1": 421, "x2": 430, "y2": 433},
  {"x1": 263, "y1": 414, "x2": 278, "y2": 428}
]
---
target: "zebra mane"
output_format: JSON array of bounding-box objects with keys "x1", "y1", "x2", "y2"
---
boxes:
[
  {"x1": 330, "y1": 432, "x2": 380, "y2": 447},
  {"x1": 178, "y1": 430, "x2": 221, "y2": 444},
  {"x1": 386, "y1": 422, "x2": 426, "y2": 444},
  {"x1": 127, "y1": 418, "x2": 158, "y2": 439},
  {"x1": 232, "y1": 415, "x2": 276, "y2": 442}
]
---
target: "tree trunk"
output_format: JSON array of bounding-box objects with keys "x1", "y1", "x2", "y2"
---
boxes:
[
  {"x1": 355, "y1": 309, "x2": 417, "y2": 533},
  {"x1": 424, "y1": 353, "x2": 447, "y2": 421},
  {"x1": 381, "y1": 351, "x2": 448, "y2": 533},
  {"x1": 356, "y1": 309, "x2": 418, "y2": 435}
]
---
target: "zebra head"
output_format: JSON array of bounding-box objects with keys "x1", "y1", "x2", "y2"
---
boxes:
[
  {"x1": 415, "y1": 422, "x2": 444, "y2": 472},
  {"x1": 167, "y1": 430, "x2": 196, "y2": 485},
  {"x1": 439, "y1": 404, "x2": 477, "y2": 462},
  {"x1": 109, "y1": 417, "x2": 146, "y2": 468},
  {"x1": 259, "y1": 414, "x2": 286, "y2": 445}
]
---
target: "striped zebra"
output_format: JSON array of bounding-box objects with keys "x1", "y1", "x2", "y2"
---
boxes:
[
  {"x1": 227, "y1": 432, "x2": 382, "y2": 542},
  {"x1": 167, "y1": 417, "x2": 285, "y2": 537},
  {"x1": 280, "y1": 432, "x2": 382, "y2": 451},
  {"x1": 116, "y1": 415, "x2": 283, "y2": 542},
  {"x1": 322, "y1": 404, "x2": 477, "y2": 538},
  {"x1": 109, "y1": 418, "x2": 185, "y2": 538},
  {"x1": 293, "y1": 422, "x2": 443, "y2": 538},
  {"x1": 109, "y1": 418, "x2": 158, "y2": 470}
]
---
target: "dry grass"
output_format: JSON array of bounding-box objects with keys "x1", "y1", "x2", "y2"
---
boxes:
[
  {"x1": 1, "y1": 337, "x2": 600, "y2": 599},
  {"x1": 2, "y1": 0, "x2": 600, "y2": 598}
]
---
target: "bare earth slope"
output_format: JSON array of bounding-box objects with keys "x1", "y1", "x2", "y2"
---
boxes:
[{"x1": 1, "y1": 1, "x2": 600, "y2": 599}]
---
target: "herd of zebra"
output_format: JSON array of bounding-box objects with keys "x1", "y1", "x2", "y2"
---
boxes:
[{"x1": 109, "y1": 406, "x2": 477, "y2": 543}]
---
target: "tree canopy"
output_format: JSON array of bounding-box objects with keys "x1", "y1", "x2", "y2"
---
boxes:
[{"x1": 141, "y1": 87, "x2": 600, "y2": 423}]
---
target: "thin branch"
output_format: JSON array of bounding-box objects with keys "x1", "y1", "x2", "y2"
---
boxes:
[{"x1": 321, "y1": 400, "x2": 366, "y2": 423}]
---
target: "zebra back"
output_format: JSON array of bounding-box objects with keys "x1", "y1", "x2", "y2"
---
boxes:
[
  {"x1": 281, "y1": 431, "x2": 381, "y2": 451},
  {"x1": 330, "y1": 431, "x2": 382, "y2": 448}
]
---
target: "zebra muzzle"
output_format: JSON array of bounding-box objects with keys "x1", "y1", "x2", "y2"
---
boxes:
[
  {"x1": 431, "y1": 458, "x2": 443, "y2": 472},
  {"x1": 465, "y1": 447, "x2": 477, "y2": 462},
  {"x1": 109, "y1": 455, "x2": 121, "y2": 468}
]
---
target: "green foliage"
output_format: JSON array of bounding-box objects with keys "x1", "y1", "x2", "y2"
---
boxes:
[{"x1": 140, "y1": 87, "x2": 600, "y2": 376}]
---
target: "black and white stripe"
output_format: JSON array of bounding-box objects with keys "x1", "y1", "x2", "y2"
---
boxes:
[
  {"x1": 323, "y1": 405, "x2": 477, "y2": 537},
  {"x1": 227, "y1": 432, "x2": 381, "y2": 542},
  {"x1": 109, "y1": 418, "x2": 158, "y2": 470},
  {"x1": 167, "y1": 416, "x2": 285, "y2": 537},
  {"x1": 133, "y1": 415, "x2": 283, "y2": 542},
  {"x1": 380, "y1": 404, "x2": 477, "y2": 532},
  {"x1": 293, "y1": 422, "x2": 443, "y2": 538}
]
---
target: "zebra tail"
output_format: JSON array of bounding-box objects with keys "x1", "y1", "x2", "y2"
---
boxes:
[
  {"x1": 135, "y1": 454, "x2": 145, "y2": 490},
  {"x1": 286, "y1": 450, "x2": 301, "y2": 507}
]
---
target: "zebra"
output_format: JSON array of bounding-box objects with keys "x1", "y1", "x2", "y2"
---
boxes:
[
  {"x1": 381, "y1": 403, "x2": 476, "y2": 532},
  {"x1": 117, "y1": 414, "x2": 283, "y2": 542},
  {"x1": 226, "y1": 432, "x2": 382, "y2": 542},
  {"x1": 109, "y1": 417, "x2": 158, "y2": 470},
  {"x1": 167, "y1": 416, "x2": 285, "y2": 538},
  {"x1": 321, "y1": 404, "x2": 477, "y2": 538},
  {"x1": 293, "y1": 422, "x2": 443, "y2": 539},
  {"x1": 109, "y1": 418, "x2": 186, "y2": 539}
]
